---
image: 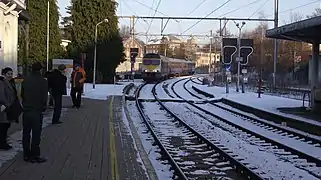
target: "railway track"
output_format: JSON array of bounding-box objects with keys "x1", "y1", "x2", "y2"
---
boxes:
[
  {"x1": 170, "y1": 77, "x2": 321, "y2": 178},
  {"x1": 136, "y1": 83, "x2": 264, "y2": 180}
]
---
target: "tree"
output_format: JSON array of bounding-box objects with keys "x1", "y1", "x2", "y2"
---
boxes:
[
  {"x1": 307, "y1": 8, "x2": 321, "y2": 18},
  {"x1": 173, "y1": 43, "x2": 186, "y2": 59},
  {"x1": 68, "y1": 0, "x2": 125, "y2": 83},
  {"x1": 119, "y1": 25, "x2": 130, "y2": 39},
  {"x1": 25, "y1": 0, "x2": 62, "y2": 65},
  {"x1": 60, "y1": 5, "x2": 72, "y2": 40}
]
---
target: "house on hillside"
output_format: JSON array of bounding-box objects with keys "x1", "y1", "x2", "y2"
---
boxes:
[
  {"x1": 1, "y1": 0, "x2": 30, "y2": 75},
  {"x1": 116, "y1": 37, "x2": 145, "y2": 73},
  {"x1": 145, "y1": 39, "x2": 162, "y2": 54}
]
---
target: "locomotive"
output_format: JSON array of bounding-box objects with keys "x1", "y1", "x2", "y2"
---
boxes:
[{"x1": 141, "y1": 53, "x2": 195, "y2": 82}]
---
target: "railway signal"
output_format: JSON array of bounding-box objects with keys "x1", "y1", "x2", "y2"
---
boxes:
[
  {"x1": 222, "y1": 46, "x2": 237, "y2": 64},
  {"x1": 239, "y1": 46, "x2": 254, "y2": 65},
  {"x1": 130, "y1": 48, "x2": 139, "y2": 63},
  {"x1": 222, "y1": 38, "x2": 237, "y2": 65}
]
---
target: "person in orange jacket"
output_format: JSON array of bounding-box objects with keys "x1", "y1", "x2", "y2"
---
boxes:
[{"x1": 70, "y1": 64, "x2": 86, "y2": 109}]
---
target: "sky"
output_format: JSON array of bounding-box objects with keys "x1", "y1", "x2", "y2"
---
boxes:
[{"x1": 57, "y1": 0, "x2": 320, "y2": 43}]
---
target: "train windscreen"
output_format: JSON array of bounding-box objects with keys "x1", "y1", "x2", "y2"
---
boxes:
[{"x1": 143, "y1": 59, "x2": 160, "y2": 65}]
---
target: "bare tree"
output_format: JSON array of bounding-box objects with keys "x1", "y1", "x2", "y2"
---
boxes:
[
  {"x1": 119, "y1": 25, "x2": 130, "y2": 38},
  {"x1": 307, "y1": 8, "x2": 321, "y2": 18},
  {"x1": 290, "y1": 11, "x2": 303, "y2": 23}
]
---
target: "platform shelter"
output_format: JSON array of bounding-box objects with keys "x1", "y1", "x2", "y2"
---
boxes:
[{"x1": 266, "y1": 16, "x2": 321, "y2": 111}]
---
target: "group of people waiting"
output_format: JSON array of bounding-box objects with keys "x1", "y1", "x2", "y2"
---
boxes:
[{"x1": 0, "y1": 62, "x2": 86, "y2": 163}]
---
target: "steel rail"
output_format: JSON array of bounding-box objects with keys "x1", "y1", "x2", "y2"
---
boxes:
[
  {"x1": 176, "y1": 78, "x2": 321, "y2": 168},
  {"x1": 135, "y1": 83, "x2": 188, "y2": 180},
  {"x1": 158, "y1": 80, "x2": 264, "y2": 180}
]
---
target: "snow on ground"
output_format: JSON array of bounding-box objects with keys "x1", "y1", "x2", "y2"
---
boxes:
[
  {"x1": 65, "y1": 81, "x2": 143, "y2": 100},
  {"x1": 0, "y1": 109, "x2": 67, "y2": 168},
  {"x1": 216, "y1": 102, "x2": 321, "y2": 140},
  {"x1": 138, "y1": 84, "x2": 155, "y2": 99},
  {"x1": 197, "y1": 103, "x2": 321, "y2": 161},
  {"x1": 191, "y1": 82, "x2": 321, "y2": 127},
  {"x1": 163, "y1": 102, "x2": 319, "y2": 179},
  {"x1": 172, "y1": 78, "x2": 200, "y2": 101},
  {"x1": 126, "y1": 102, "x2": 173, "y2": 179}
]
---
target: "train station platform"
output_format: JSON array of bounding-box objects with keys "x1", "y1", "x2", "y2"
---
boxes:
[{"x1": 0, "y1": 96, "x2": 149, "y2": 180}]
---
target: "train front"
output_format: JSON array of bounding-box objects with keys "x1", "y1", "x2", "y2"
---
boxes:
[{"x1": 142, "y1": 53, "x2": 162, "y2": 82}]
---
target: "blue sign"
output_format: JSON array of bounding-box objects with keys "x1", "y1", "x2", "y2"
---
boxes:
[{"x1": 226, "y1": 66, "x2": 231, "y2": 71}]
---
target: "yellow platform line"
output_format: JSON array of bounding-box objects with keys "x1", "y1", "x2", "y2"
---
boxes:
[{"x1": 108, "y1": 96, "x2": 119, "y2": 180}]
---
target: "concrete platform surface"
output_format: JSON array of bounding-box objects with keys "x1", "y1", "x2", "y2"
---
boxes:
[{"x1": 0, "y1": 96, "x2": 148, "y2": 180}]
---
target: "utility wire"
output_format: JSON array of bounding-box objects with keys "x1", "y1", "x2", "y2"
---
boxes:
[
  {"x1": 122, "y1": 0, "x2": 148, "y2": 31},
  {"x1": 181, "y1": 0, "x2": 232, "y2": 34},
  {"x1": 187, "y1": 0, "x2": 208, "y2": 16},
  {"x1": 131, "y1": 0, "x2": 170, "y2": 18},
  {"x1": 148, "y1": 0, "x2": 156, "y2": 17},
  {"x1": 146, "y1": 0, "x2": 162, "y2": 35},
  {"x1": 248, "y1": 0, "x2": 270, "y2": 19},
  {"x1": 266, "y1": 0, "x2": 321, "y2": 16},
  {"x1": 218, "y1": 0, "x2": 263, "y2": 17}
]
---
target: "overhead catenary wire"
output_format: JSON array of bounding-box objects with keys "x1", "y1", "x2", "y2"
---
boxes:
[
  {"x1": 181, "y1": 0, "x2": 233, "y2": 35},
  {"x1": 148, "y1": 0, "x2": 156, "y2": 17},
  {"x1": 248, "y1": 0, "x2": 270, "y2": 19},
  {"x1": 218, "y1": 0, "x2": 264, "y2": 17},
  {"x1": 121, "y1": 0, "x2": 149, "y2": 31},
  {"x1": 187, "y1": 0, "x2": 209, "y2": 16},
  {"x1": 146, "y1": 0, "x2": 162, "y2": 39},
  {"x1": 266, "y1": 0, "x2": 321, "y2": 17}
]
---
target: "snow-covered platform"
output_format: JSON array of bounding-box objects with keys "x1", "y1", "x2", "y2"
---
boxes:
[
  {"x1": 191, "y1": 83, "x2": 321, "y2": 136},
  {"x1": 0, "y1": 88, "x2": 152, "y2": 179}
]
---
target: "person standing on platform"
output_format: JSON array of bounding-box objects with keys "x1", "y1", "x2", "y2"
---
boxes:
[
  {"x1": 44, "y1": 70, "x2": 54, "y2": 108},
  {"x1": 70, "y1": 64, "x2": 86, "y2": 109},
  {"x1": 21, "y1": 62, "x2": 48, "y2": 163},
  {"x1": 47, "y1": 64, "x2": 67, "y2": 124},
  {"x1": 0, "y1": 68, "x2": 16, "y2": 150}
]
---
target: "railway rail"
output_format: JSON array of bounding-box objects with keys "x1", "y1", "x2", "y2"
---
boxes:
[
  {"x1": 169, "y1": 77, "x2": 321, "y2": 178},
  {"x1": 135, "y1": 83, "x2": 264, "y2": 180}
]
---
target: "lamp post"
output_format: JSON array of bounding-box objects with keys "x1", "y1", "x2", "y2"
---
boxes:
[
  {"x1": 46, "y1": 0, "x2": 49, "y2": 71},
  {"x1": 235, "y1": 21, "x2": 246, "y2": 92},
  {"x1": 93, "y1": 19, "x2": 108, "y2": 89}
]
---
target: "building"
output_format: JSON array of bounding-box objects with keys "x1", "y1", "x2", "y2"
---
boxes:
[
  {"x1": 185, "y1": 37, "x2": 197, "y2": 59},
  {"x1": 194, "y1": 52, "x2": 221, "y2": 67},
  {"x1": 145, "y1": 39, "x2": 162, "y2": 54},
  {"x1": 162, "y1": 35, "x2": 182, "y2": 50},
  {"x1": 0, "y1": 0, "x2": 29, "y2": 75},
  {"x1": 116, "y1": 37, "x2": 145, "y2": 73}
]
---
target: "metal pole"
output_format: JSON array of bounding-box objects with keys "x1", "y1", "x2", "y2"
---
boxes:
[
  {"x1": 131, "y1": 16, "x2": 135, "y2": 81},
  {"x1": 93, "y1": 24, "x2": 98, "y2": 89},
  {"x1": 237, "y1": 28, "x2": 241, "y2": 92},
  {"x1": 259, "y1": 26, "x2": 264, "y2": 98},
  {"x1": 46, "y1": 0, "x2": 49, "y2": 71},
  {"x1": 273, "y1": 0, "x2": 279, "y2": 88},
  {"x1": 209, "y1": 30, "x2": 212, "y2": 76}
]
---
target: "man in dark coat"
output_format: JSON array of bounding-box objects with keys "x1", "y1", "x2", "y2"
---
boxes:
[
  {"x1": 70, "y1": 63, "x2": 86, "y2": 109},
  {"x1": 47, "y1": 64, "x2": 67, "y2": 124},
  {"x1": 44, "y1": 70, "x2": 54, "y2": 107},
  {"x1": 21, "y1": 62, "x2": 48, "y2": 163}
]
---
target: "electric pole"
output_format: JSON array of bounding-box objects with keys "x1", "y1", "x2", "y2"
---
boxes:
[
  {"x1": 209, "y1": 30, "x2": 212, "y2": 76},
  {"x1": 235, "y1": 21, "x2": 246, "y2": 93}
]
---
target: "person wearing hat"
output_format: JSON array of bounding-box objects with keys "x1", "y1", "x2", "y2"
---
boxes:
[
  {"x1": 21, "y1": 62, "x2": 48, "y2": 163},
  {"x1": 70, "y1": 63, "x2": 86, "y2": 109},
  {"x1": 47, "y1": 64, "x2": 67, "y2": 124}
]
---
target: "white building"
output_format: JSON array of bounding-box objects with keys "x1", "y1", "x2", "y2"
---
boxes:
[{"x1": 0, "y1": 0, "x2": 28, "y2": 75}]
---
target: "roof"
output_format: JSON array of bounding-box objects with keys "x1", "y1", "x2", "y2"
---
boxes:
[
  {"x1": 123, "y1": 37, "x2": 145, "y2": 47},
  {"x1": 146, "y1": 39, "x2": 162, "y2": 45},
  {"x1": 265, "y1": 16, "x2": 321, "y2": 44},
  {"x1": 160, "y1": 55, "x2": 194, "y2": 64}
]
